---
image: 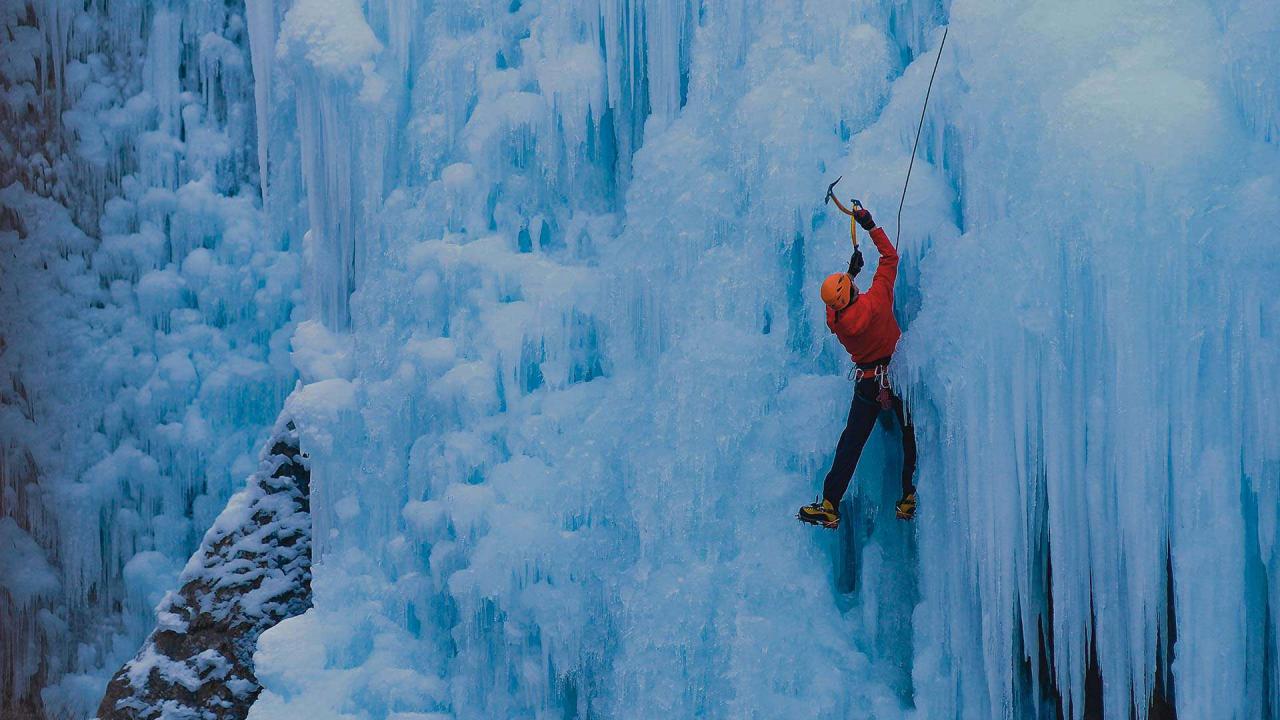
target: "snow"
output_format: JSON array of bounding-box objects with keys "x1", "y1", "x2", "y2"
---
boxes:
[
  {"x1": 277, "y1": 0, "x2": 382, "y2": 78},
  {"x1": 283, "y1": 378, "x2": 357, "y2": 455},
  {"x1": 2, "y1": 0, "x2": 1279, "y2": 718},
  {"x1": 291, "y1": 319, "x2": 355, "y2": 382}
]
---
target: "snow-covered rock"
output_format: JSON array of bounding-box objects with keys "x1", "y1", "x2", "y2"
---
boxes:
[{"x1": 96, "y1": 421, "x2": 311, "y2": 720}]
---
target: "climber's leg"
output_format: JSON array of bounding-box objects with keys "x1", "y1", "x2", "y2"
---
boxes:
[
  {"x1": 821, "y1": 379, "x2": 882, "y2": 506},
  {"x1": 892, "y1": 394, "x2": 918, "y2": 521}
]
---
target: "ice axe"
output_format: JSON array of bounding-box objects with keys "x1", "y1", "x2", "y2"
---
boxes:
[
  {"x1": 824, "y1": 176, "x2": 861, "y2": 250},
  {"x1": 823, "y1": 176, "x2": 842, "y2": 205}
]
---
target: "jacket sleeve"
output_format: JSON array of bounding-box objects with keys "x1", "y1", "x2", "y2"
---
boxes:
[{"x1": 865, "y1": 226, "x2": 898, "y2": 304}]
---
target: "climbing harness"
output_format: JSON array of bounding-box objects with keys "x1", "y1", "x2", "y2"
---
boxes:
[
  {"x1": 850, "y1": 363, "x2": 894, "y2": 410},
  {"x1": 850, "y1": 364, "x2": 887, "y2": 382},
  {"x1": 895, "y1": 25, "x2": 950, "y2": 248}
]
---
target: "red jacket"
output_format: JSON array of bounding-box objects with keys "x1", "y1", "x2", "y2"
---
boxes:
[{"x1": 826, "y1": 226, "x2": 901, "y2": 364}]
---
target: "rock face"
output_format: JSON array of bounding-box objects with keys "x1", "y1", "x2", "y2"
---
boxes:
[{"x1": 97, "y1": 423, "x2": 312, "y2": 720}]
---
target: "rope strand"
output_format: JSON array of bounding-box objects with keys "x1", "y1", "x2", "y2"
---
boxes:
[{"x1": 896, "y1": 25, "x2": 950, "y2": 248}]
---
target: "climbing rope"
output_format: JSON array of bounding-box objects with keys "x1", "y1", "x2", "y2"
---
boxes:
[{"x1": 895, "y1": 25, "x2": 950, "y2": 248}]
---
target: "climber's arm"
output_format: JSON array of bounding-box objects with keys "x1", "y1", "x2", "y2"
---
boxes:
[{"x1": 866, "y1": 226, "x2": 899, "y2": 303}]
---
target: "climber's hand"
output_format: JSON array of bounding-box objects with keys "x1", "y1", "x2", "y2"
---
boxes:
[
  {"x1": 851, "y1": 201, "x2": 875, "y2": 231},
  {"x1": 848, "y1": 249, "x2": 865, "y2": 277}
]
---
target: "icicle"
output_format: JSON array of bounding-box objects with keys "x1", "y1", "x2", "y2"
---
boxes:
[{"x1": 246, "y1": 0, "x2": 277, "y2": 204}]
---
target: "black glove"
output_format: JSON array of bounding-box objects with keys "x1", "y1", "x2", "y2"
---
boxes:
[
  {"x1": 851, "y1": 201, "x2": 875, "y2": 231},
  {"x1": 848, "y1": 249, "x2": 864, "y2": 277}
]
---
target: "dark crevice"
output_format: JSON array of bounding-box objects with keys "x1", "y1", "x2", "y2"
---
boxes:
[
  {"x1": 1084, "y1": 593, "x2": 1104, "y2": 720},
  {"x1": 1038, "y1": 544, "x2": 1066, "y2": 720},
  {"x1": 1147, "y1": 544, "x2": 1178, "y2": 719}
]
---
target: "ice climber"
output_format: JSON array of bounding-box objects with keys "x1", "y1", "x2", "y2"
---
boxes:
[{"x1": 798, "y1": 195, "x2": 918, "y2": 529}]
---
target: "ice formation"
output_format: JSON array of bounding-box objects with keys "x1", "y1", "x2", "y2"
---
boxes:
[
  {"x1": 0, "y1": 0, "x2": 1277, "y2": 719},
  {"x1": 1, "y1": 2, "x2": 297, "y2": 716}
]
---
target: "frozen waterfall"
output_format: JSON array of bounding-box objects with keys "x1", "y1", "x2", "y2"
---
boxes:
[{"x1": 1, "y1": 0, "x2": 1278, "y2": 718}]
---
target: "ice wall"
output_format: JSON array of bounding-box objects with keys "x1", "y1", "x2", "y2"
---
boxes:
[
  {"x1": 245, "y1": 0, "x2": 922, "y2": 718},
  {"x1": 244, "y1": 0, "x2": 1279, "y2": 719},
  {"x1": 0, "y1": 2, "x2": 296, "y2": 717},
  {"x1": 3, "y1": 0, "x2": 1277, "y2": 717},
  {"x1": 900, "y1": 2, "x2": 1280, "y2": 717}
]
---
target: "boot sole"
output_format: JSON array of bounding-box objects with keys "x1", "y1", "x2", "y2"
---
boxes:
[{"x1": 797, "y1": 512, "x2": 840, "y2": 529}]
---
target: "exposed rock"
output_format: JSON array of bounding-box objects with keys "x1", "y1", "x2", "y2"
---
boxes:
[{"x1": 97, "y1": 422, "x2": 311, "y2": 720}]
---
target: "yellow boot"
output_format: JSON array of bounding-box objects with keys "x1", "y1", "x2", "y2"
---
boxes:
[
  {"x1": 895, "y1": 492, "x2": 917, "y2": 521},
  {"x1": 798, "y1": 497, "x2": 840, "y2": 529}
]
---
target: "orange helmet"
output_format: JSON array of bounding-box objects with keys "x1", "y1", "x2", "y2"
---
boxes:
[{"x1": 820, "y1": 272, "x2": 854, "y2": 309}]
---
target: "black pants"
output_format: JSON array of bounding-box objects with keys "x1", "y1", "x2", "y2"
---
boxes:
[{"x1": 822, "y1": 376, "x2": 917, "y2": 506}]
